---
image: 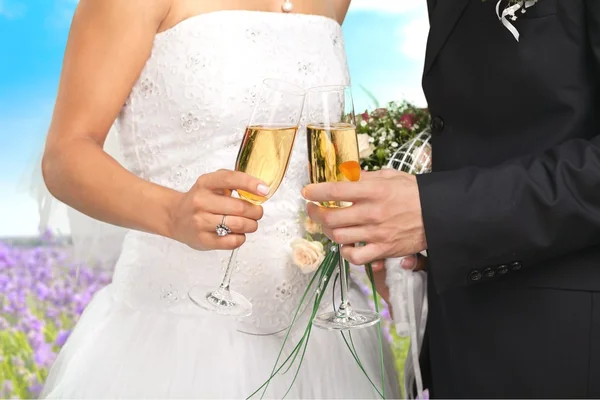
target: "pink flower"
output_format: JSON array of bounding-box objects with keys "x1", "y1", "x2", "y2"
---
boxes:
[
  {"x1": 400, "y1": 113, "x2": 416, "y2": 129},
  {"x1": 374, "y1": 108, "x2": 388, "y2": 117},
  {"x1": 360, "y1": 111, "x2": 370, "y2": 121}
]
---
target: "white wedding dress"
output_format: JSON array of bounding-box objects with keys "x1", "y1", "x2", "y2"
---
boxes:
[{"x1": 41, "y1": 10, "x2": 399, "y2": 399}]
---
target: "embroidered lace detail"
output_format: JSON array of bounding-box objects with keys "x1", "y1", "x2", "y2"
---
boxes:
[{"x1": 112, "y1": 11, "x2": 348, "y2": 333}]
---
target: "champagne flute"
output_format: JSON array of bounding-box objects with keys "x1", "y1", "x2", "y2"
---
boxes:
[
  {"x1": 306, "y1": 85, "x2": 380, "y2": 330},
  {"x1": 188, "y1": 79, "x2": 306, "y2": 317}
]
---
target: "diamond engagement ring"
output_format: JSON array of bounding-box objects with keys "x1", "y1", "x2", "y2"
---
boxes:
[{"x1": 215, "y1": 215, "x2": 232, "y2": 237}]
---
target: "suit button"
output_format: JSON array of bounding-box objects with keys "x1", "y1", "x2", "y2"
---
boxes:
[
  {"x1": 468, "y1": 270, "x2": 482, "y2": 281},
  {"x1": 483, "y1": 268, "x2": 495, "y2": 278},
  {"x1": 496, "y1": 265, "x2": 509, "y2": 275},
  {"x1": 510, "y1": 261, "x2": 522, "y2": 271},
  {"x1": 430, "y1": 116, "x2": 444, "y2": 135}
]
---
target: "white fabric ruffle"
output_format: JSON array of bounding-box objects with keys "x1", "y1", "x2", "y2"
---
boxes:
[{"x1": 385, "y1": 256, "x2": 428, "y2": 399}]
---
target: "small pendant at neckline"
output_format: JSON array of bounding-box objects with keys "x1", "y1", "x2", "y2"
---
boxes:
[{"x1": 282, "y1": 0, "x2": 293, "y2": 13}]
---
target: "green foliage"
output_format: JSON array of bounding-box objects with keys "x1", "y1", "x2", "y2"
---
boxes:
[{"x1": 355, "y1": 101, "x2": 430, "y2": 172}]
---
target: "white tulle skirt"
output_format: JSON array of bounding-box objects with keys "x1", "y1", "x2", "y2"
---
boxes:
[{"x1": 41, "y1": 284, "x2": 399, "y2": 399}]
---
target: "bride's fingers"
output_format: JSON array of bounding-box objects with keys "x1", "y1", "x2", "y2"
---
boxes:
[
  {"x1": 197, "y1": 232, "x2": 247, "y2": 251},
  {"x1": 370, "y1": 259, "x2": 385, "y2": 272},
  {"x1": 402, "y1": 254, "x2": 427, "y2": 271},
  {"x1": 201, "y1": 194, "x2": 264, "y2": 221},
  {"x1": 208, "y1": 214, "x2": 258, "y2": 234},
  {"x1": 198, "y1": 169, "x2": 269, "y2": 197}
]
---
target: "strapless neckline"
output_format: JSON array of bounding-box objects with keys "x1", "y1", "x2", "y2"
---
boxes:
[{"x1": 155, "y1": 9, "x2": 342, "y2": 40}]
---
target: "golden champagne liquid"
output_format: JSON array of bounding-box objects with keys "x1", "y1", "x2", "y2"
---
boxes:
[
  {"x1": 307, "y1": 122, "x2": 360, "y2": 208},
  {"x1": 235, "y1": 125, "x2": 298, "y2": 205}
]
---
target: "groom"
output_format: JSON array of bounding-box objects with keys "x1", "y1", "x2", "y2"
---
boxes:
[{"x1": 304, "y1": 0, "x2": 600, "y2": 397}]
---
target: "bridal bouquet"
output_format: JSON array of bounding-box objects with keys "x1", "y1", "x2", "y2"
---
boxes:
[
  {"x1": 249, "y1": 101, "x2": 431, "y2": 399},
  {"x1": 292, "y1": 100, "x2": 430, "y2": 282},
  {"x1": 356, "y1": 102, "x2": 430, "y2": 172}
]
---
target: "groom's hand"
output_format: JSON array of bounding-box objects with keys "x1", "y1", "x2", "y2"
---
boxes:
[{"x1": 303, "y1": 169, "x2": 427, "y2": 265}]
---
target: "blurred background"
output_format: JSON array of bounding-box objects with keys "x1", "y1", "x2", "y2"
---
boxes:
[{"x1": 0, "y1": 0, "x2": 429, "y2": 397}]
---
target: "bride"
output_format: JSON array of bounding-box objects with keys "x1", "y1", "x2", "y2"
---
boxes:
[{"x1": 39, "y1": 0, "x2": 399, "y2": 398}]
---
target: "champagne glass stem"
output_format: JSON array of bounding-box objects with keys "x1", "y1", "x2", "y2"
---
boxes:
[
  {"x1": 336, "y1": 245, "x2": 351, "y2": 319},
  {"x1": 219, "y1": 248, "x2": 239, "y2": 291},
  {"x1": 188, "y1": 78, "x2": 305, "y2": 318},
  {"x1": 208, "y1": 248, "x2": 240, "y2": 304}
]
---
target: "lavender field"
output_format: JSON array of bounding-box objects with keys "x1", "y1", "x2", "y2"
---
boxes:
[
  {"x1": 0, "y1": 236, "x2": 112, "y2": 398},
  {"x1": 0, "y1": 235, "x2": 408, "y2": 399}
]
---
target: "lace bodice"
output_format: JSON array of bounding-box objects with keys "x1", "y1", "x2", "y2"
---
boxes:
[{"x1": 109, "y1": 10, "x2": 350, "y2": 333}]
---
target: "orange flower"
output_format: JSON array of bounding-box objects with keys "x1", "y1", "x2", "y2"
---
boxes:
[{"x1": 339, "y1": 160, "x2": 361, "y2": 182}]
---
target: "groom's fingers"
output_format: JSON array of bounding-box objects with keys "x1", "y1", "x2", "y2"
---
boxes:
[
  {"x1": 324, "y1": 225, "x2": 376, "y2": 245},
  {"x1": 341, "y1": 242, "x2": 384, "y2": 266},
  {"x1": 359, "y1": 169, "x2": 398, "y2": 180},
  {"x1": 306, "y1": 202, "x2": 372, "y2": 229},
  {"x1": 302, "y1": 181, "x2": 371, "y2": 203}
]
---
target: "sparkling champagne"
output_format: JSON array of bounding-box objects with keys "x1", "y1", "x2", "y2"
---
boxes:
[
  {"x1": 307, "y1": 122, "x2": 361, "y2": 208},
  {"x1": 235, "y1": 125, "x2": 298, "y2": 204}
]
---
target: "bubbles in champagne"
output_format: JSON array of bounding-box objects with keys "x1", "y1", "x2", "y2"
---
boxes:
[
  {"x1": 307, "y1": 122, "x2": 359, "y2": 208},
  {"x1": 235, "y1": 125, "x2": 298, "y2": 204}
]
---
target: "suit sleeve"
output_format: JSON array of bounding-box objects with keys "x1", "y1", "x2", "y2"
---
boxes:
[{"x1": 417, "y1": 0, "x2": 600, "y2": 294}]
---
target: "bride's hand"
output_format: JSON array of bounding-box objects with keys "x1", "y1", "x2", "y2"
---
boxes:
[
  {"x1": 167, "y1": 169, "x2": 269, "y2": 251},
  {"x1": 370, "y1": 255, "x2": 427, "y2": 312}
]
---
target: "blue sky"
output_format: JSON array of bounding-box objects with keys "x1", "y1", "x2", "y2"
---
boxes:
[{"x1": 0, "y1": 0, "x2": 428, "y2": 237}]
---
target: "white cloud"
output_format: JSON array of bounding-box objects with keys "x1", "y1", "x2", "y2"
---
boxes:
[
  {"x1": 349, "y1": 0, "x2": 423, "y2": 14},
  {"x1": 0, "y1": 191, "x2": 71, "y2": 237},
  {"x1": 366, "y1": 81, "x2": 427, "y2": 109},
  {"x1": 46, "y1": 0, "x2": 78, "y2": 27},
  {"x1": 397, "y1": 8, "x2": 429, "y2": 62},
  {"x1": 348, "y1": 0, "x2": 429, "y2": 101},
  {"x1": 0, "y1": 0, "x2": 25, "y2": 18}
]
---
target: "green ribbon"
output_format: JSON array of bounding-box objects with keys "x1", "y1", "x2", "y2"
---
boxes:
[{"x1": 247, "y1": 247, "x2": 386, "y2": 399}]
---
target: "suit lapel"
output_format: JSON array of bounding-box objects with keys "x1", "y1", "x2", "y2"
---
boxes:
[
  {"x1": 423, "y1": 0, "x2": 471, "y2": 75},
  {"x1": 426, "y1": 0, "x2": 438, "y2": 18}
]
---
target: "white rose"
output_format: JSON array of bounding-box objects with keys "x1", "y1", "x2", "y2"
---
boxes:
[
  {"x1": 357, "y1": 133, "x2": 375, "y2": 159},
  {"x1": 412, "y1": 142, "x2": 432, "y2": 173},
  {"x1": 303, "y1": 216, "x2": 321, "y2": 235},
  {"x1": 291, "y1": 238, "x2": 325, "y2": 274}
]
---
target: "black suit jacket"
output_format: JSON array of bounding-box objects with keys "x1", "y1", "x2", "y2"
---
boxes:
[{"x1": 417, "y1": 0, "x2": 600, "y2": 397}]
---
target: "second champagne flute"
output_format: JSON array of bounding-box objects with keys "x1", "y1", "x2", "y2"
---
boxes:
[
  {"x1": 188, "y1": 79, "x2": 306, "y2": 317},
  {"x1": 306, "y1": 85, "x2": 380, "y2": 330}
]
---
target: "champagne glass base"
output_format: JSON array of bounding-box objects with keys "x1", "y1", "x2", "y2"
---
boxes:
[
  {"x1": 312, "y1": 309, "x2": 380, "y2": 331},
  {"x1": 188, "y1": 285, "x2": 252, "y2": 317}
]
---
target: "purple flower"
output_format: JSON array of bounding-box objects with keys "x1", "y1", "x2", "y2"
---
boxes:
[
  {"x1": 2, "y1": 302, "x2": 15, "y2": 315},
  {"x1": 418, "y1": 389, "x2": 429, "y2": 400},
  {"x1": 35, "y1": 281, "x2": 51, "y2": 300},
  {"x1": 2, "y1": 237, "x2": 112, "y2": 383},
  {"x1": 45, "y1": 306, "x2": 60, "y2": 319},
  {"x1": 380, "y1": 307, "x2": 391, "y2": 320},
  {"x1": 40, "y1": 228, "x2": 55, "y2": 243},
  {"x1": 28, "y1": 375, "x2": 45, "y2": 397},
  {"x1": 383, "y1": 329, "x2": 393, "y2": 344},
  {"x1": 34, "y1": 341, "x2": 56, "y2": 367},
  {"x1": 28, "y1": 383, "x2": 44, "y2": 398},
  {"x1": 28, "y1": 329, "x2": 45, "y2": 351},
  {"x1": 55, "y1": 330, "x2": 71, "y2": 347},
  {"x1": 2, "y1": 380, "x2": 14, "y2": 397}
]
